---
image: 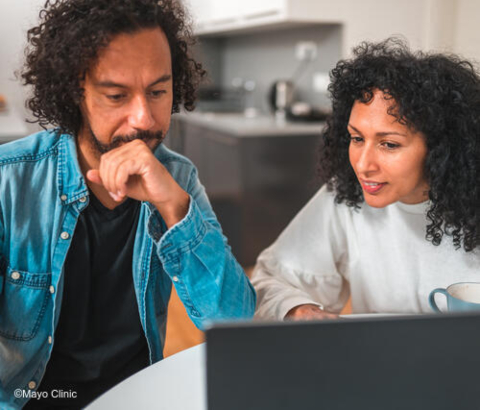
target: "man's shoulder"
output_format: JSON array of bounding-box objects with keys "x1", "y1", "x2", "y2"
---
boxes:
[
  {"x1": 155, "y1": 143, "x2": 196, "y2": 173},
  {"x1": 0, "y1": 129, "x2": 62, "y2": 165}
]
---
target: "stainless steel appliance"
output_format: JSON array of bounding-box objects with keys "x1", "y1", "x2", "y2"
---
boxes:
[{"x1": 269, "y1": 80, "x2": 295, "y2": 119}]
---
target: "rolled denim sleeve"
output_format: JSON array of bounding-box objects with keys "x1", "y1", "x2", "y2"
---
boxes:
[
  {"x1": 0, "y1": 208, "x2": 4, "y2": 294},
  {"x1": 150, "y1": 167, "x2": 256, "y2": 330}
]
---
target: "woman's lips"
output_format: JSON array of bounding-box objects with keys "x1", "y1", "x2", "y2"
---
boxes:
[{"x1": 360, "y1": 180, "x2": 387, "y2": 194}]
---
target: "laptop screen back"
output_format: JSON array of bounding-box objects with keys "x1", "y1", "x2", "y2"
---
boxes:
[{"x1": 206, "y1": 314, "x2": 480, "y2": 410}]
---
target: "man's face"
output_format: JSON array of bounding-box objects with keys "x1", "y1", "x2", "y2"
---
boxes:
[{"x1": 79, "y1": 27, "x2": 173, "y2": 158}]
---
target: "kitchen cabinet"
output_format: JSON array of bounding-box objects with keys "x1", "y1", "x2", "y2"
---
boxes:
[
  {"x1": 166, "y1": 113, "x2": 325, "y2": 266},
  {"x1": 186, "y1": 0, "x2": 457, "y2": 58},
  {"x1": 240, "y1": 0, "x2": 284, "y2": 19},
  {"x1": 194, "y1": 2, "x2": 240, "y2": 28},
  {"x1": 187, "y1": 0, "x2": 342, "y2": 37}
]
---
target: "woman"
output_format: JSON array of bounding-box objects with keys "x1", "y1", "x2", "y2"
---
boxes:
[{"x1": 252, "y1": 38, "x2": 480, "y2": 320}]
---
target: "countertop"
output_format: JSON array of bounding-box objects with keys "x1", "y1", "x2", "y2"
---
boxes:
[{"x1": 174, "y1": 111, "x2": 326, "y2": 137}]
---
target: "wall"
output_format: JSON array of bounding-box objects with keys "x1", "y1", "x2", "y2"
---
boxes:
[
  {"x1": 191, "y1": 0, "x2": 480, "y2": 114},
  {"x1": 454, "y1": 0, "x2": 480, "y2": 64},
  {"x1": 194, "y1": 37, "x2": 224, "y2": 87},
  {"x1": 337, "y1": 0, "x2": 457, "y2": 57},
  {"x1": 340, "y1": 0, "x2": 479, "y2": 66},
  {"x1": 196, "y1": 25, "x2": 342, "y2": 113},
  {"x1": 2, "y1": 0, "x2": 480, "y2": 126},
  {"x1": 0, "y1": 0, "x2": 45, "y2": 133}
]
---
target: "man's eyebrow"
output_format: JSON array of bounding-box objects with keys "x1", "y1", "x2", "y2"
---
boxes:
[
  {"x1": 148, "y1": 74, "x2": 172, "y2": 87},
  {"x1": 347, "y1": 124, "x2": 407, "y2": 137},
  {"x1": 94, "y1": 74, "x2": 172, "y2": 89}
]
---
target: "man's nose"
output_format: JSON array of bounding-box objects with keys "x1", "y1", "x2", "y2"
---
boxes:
[{"x1": 128, "y1": 96, "x2": 155, "y2": 130}]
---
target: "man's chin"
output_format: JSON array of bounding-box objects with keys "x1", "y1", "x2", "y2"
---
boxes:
[
  {"x1": 98, "y1": 138, "x2": 163, "y2": 154},
  {"x1": 88, "y1": 128, "x2": 164, "y2": 155}
]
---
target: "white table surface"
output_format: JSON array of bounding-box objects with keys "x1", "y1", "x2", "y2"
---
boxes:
[
  {"x1": 87, "y1": 344, "x2": 206, "y2": 410},
  {"x1": 87, "y1": 315, "x2": 406, "y2": 409}
]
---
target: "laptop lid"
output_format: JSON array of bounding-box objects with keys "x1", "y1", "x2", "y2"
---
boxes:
[{"x1": 206, "y1": 313, "x2": 480, "y2": 410}]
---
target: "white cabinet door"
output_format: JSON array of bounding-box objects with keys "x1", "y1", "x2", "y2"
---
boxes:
[
  {"x1": 184, "y1": 0, "x2": 211, "y2": 27},
  {"x1": 239, "y1": 0, "x2": 285, "y2": 19},
  {"x1": 187, "y1": 0, "x2": 240, "y2": 26},
  {"x1": 187, "y1": 0, "x2": 284, "y2": 29},
  {"x1": 208, "y1": 1, "x2": 241, "y2": 25},
  {"x1": 188, "y1": 0, "x2": 337, "y2": 35}
]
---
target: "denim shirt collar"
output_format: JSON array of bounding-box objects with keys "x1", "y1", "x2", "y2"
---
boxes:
[{"x1": 57, "y1": 133, "x2": 89, "y2": 205}]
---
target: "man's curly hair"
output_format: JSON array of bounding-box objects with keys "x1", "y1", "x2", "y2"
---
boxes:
[
  {"x1": 21, "y1": 0, "x2": 205, "y2": 135},
  {"x1": 319, "y1": 38, "x2": 480, "y2": 251}
]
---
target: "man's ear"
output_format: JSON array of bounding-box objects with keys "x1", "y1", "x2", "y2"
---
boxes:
[{"x1": 74, "y1": 70, "x2": 88, "y2": 105}]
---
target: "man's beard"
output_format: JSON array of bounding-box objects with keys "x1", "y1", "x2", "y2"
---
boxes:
[{"x1": 88, "y1": 126, "x2": 165, "y2": 156}]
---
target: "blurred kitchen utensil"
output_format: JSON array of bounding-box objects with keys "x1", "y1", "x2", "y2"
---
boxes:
[
  {"x1": 268, "y1": 80, "x2": 294, "y2": 120},
  {"x1": 0, "y1": 95, "x2": 7, "y2": 112},
  {"x1": 196, "y1": 85, "x2": 245, "y2": 113},
  {"x1": 286, "y1": 101, "x2": 330, "y2": 122}
]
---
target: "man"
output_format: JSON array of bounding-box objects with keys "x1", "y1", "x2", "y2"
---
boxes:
[{"x1": 0, "y1": 0, "x2": 256, "y2": 408}]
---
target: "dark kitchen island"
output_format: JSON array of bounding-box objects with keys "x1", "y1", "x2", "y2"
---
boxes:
[{"x1": 166, "y1": 112, "x2": 326, "y2": 266}]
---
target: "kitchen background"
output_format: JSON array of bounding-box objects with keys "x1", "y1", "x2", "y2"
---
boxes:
[
  {"x1": 1, "y1": 0, "x2": 480, "y2": 354},
  {"x1": 2, "y1": 0, "x2": 480, "y2": 139}
]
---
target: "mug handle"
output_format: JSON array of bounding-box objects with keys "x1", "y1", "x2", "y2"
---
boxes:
[{"x1": 429, "y1": 288, "x2": 448, "y2": 313}]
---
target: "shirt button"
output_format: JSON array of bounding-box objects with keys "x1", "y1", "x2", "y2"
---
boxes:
[
  {"x1": 172, "y1": 276, "x2": 179, "y2": 283},
  {"x1": 11, "y1": 271, "x2": 21, "y2": 280},
  {"x1": 191, "y1": 309, "x2": 200, "y2": 317},
  {"x1": 48, "y1": 336, "x2": 52, "y2": 344},
  {"x1": 79, "y1": 196, "x2": 87, "y2": 203},
  {"x1": 60, "y1": 232, "x2": 70, "y2": 240},
  {"x1": 28, "y1": 381, "x2": 36, "y2": 390},
  {"x1": 60, "y1": 194, "x2": 67, "y2": 201},
  {"x1": 49, "y1": 286, "x2": 55, "y2": 294}
]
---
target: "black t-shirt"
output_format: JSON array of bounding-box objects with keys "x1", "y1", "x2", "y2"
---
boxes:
[{"x1": 25, "y1": 193, "x2": 150, "y2": 409}]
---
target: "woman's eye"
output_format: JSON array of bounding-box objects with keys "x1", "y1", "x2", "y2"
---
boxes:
[
  {"x1": 350, "y1": 136, "x2": 363, "y2": 143},
  {"x1": 383, "y1": 142, "x2": 400, "y2": 150}
]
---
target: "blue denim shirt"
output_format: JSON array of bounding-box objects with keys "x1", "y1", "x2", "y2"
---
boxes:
[{"x1": 0, "y1": 130, "x2": 256, "y2": 409}]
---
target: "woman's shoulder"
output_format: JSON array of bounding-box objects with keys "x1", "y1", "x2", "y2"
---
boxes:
[
  {"x1": 285, "y1": 183, "x2": 359, "y2": 237},
  {"x1": 310, "y1": 184, "x2": 342, "y2": 208},
  {"x1": 310, "y1": 184, "x2": 360, "y2": 218}
]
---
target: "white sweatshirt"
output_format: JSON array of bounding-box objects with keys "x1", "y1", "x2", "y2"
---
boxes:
[{"x1": 251, "y1": 185, "x2": 480, "y2": 319}]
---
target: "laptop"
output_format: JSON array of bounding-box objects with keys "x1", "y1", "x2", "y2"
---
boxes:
[{"x1": 206, "y1": 313, "x2": 480, "y2": 410}]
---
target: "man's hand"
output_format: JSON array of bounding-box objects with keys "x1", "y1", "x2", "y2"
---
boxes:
[
  {"x1": 86, "y1": 139, "x2": 190, "y2": 228},
  {"x1": 285, "y1": 304, "x2": 338, "y2": 321}
]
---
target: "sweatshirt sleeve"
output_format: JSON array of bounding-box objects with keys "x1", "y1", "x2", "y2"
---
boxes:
[
  {"x1": 150, "y1": 166, "x2": 256, "y2": 330},
  {"x1": 251, "y1": 185, "x2": 351, "y2": 320}
]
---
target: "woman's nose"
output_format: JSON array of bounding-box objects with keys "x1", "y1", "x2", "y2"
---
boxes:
[{"x1": 355, "y1": 145, "x2": 379, "y2": 174}]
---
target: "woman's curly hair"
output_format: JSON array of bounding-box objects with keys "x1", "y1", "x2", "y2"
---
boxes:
[
  {"x1": 21, "y1": 0, "x2": 205, "y2": 135},
  {"x1": 319, "y1": 38, "x2": 480, "y2": 251}
]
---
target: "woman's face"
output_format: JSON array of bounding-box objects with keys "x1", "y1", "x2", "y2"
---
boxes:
[{"x1": 348, "y1": 90, "x2": 429, "y2": 208}]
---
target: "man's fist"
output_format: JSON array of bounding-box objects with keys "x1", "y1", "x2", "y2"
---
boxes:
[{"x1": 86, "y1": 139, "x2": 189, "y2": 228}]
